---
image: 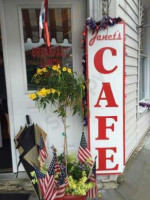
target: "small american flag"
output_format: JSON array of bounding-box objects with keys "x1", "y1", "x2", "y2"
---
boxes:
[
  {"x1": 54, "y1": 153, "x2": 61, "y2": 174},
  {"x1": 51, "y1": 146, "x2": 61, "y2": 174},
  {"x1": 87, "y1": 156, "x2": 98, "y2": 199},
  {"x1": 55, "y1": 167, "x2": 68, "y2": 198},
  {"x1": 78, "y1": 132, "x2": 93, "y2": 166},
  {"x1": 44, "y1": 153, "x2": 57, "y2": 200},
  {"x1": 39, "y1": 136, "x2": 48, "y2": 163},
  {"x1": 34, "y1": 166, "x2": 47, "y2": 197}
]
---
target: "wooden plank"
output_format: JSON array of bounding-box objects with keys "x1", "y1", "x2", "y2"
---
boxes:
[
  {"x1": 125, "y1": 115, "x2": 136, "y2": 131},
  {"x1": 61, "y1": 8, "x2": 69, "y2": 40},
  {"x1": 126, "y1": 83, "x2": 137, "y2": 94},
  {"x1": 118, "y1": 6, "x2": 138, "y2": 30},
  {"x1": 125, "y1": 91, "x2": 137, "y2": 104},
  {"x1": 126, "y1": 57, "x2": 138, "y2": 67},
  {"x1": 126, "y1": 35, "x2": 138, "y2": 50},
  {"x1": 125, "y1": 0, "x2": 139, "y2": 17},
  {"x1": 126, "y1": 66, "x2": 138, "y2": 75},
  {"x1": 35, "y1": 9, "x2": 40, "y2": 39},
  {"x1": 126, "y1": 46, "x2": 138, "y2": 58},
  {"x1": 125, "y1": 26, "x2": 138, "y2": 41},
  {"x1": 49, "y1": 8, "x2": 56, "y2": 39},
  {"x1": 126, "y1": 75, "x2": 137, "y2": 85},
  {"x1": 119, "y1": 0, "x2": 139, "y2": 23},
  {"x1": 126, "y1": 99, "x2": 137, "y2": 113},
  {"x1": 22, "y1": 9, "x2": 32, "y2": 39},
  {"x1": 126, "y1": 123, "x2": 136, "y2": 140}
]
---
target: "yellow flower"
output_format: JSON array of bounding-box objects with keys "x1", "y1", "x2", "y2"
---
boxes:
[
  {"x1": 42, "y1": 67, "x2": 48, "y2": 72},
  {"x1": 51, "y1": 89, "x2": 56, "y2": 93},
  {"x1": 29, "y1": 93, "x2": 37, "y2": 100},
  {"x1": 62, "y1": 67, "x2": 67, "y2": 71},
  {"x1": 46, "y1": 89, "x2": 51, "y2": 94},
  {"x1": 52, "y1": 65, "x2": 57, "y2": 70},
  {"x1": 68, "y1": 68, "x2": 72, "y2": 74},
  {"x1": 57, "y1": 64, "x2": 60, "y2": 69},
  {"x1": 37, "y1": 68, "x2": 42, "y2": 74},
  {"x1": 37, "y1": 88, "x2": 47, "y2": 97}
]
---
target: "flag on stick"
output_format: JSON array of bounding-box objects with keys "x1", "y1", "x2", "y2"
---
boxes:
[
  {"x1": 78, "y1": 132, "x2": 93, "y2": 166},
  {"x1": 39, "y1": 136, "x2": 48, "y2": 163},
  {"x1": 44, "y1": 152, "x2": 57, "y2": 200},
  {"x1": 51, "y1": 146, "x2": 61, "y2": 174},
  {"x1": 87, "y1": 156, "x2": 98, "y2": 199},
  {"x1": 34, "y1": 166, "x2": 47, "y2": 197},
  {"x1": 39, "y1": 0, "x2": 50, "y2": 47},
  {"x1": 55, "y1": 167, "x2": 68, "y2": 198}
]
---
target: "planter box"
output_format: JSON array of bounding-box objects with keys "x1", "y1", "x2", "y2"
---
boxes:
[{"x1": 55, "y1": 195, "x2": 87, "y2": 200}]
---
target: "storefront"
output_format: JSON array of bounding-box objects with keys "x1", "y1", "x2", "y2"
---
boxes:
[{"x1": 0, "y1": 0, "x2": 150, "y2": 182}]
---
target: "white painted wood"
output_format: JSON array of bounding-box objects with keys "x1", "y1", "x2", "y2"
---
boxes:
[
  {"x1": 126, "y1": 46, "x2": 138, "y2": 58},
  {"x1": 125, "y1": 99, "x2": 137, "y2": 113},
  {"x1": 126, "y1": 75, "x2": 138, "y2": 85},
  {"x1": 126, "y1": 66, "x2": 138, "y2": 75},
  {"x1": 117, "y1": 0, "x2": 150, "y2": 164},
  {"x1": 2, "y1": 0, "x2": 86, "y2": 172},
  {"x1": 126, "y1": 83, "x2": 137, "y2": 94}
]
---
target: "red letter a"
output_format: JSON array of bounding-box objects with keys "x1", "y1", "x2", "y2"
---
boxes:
[{"x1": 94, "y1": 83, "x2": 118, "y2": 107}]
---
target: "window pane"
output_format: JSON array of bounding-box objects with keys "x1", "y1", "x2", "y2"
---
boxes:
[
  {"x1": 22, "y1": 8, "x2": 72, "y2": 90},
  {"x1": 139, "y1": 56, "x2": 145, "y2": 101}
]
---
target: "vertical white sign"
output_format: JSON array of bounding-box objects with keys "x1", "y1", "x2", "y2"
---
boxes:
[{"x1": 87, "y1": 23, "x2": 125, "y2": 175}]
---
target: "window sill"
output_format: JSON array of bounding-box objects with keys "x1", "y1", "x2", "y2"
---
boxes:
[{"x1": 138, "y1": 99, "x2": 150, "y2": 119}]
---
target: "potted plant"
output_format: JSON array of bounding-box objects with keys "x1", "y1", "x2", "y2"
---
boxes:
[
  {"x1": 29, "y1": 65, "x2": 97, "y2": 200},
  {"x1": 31, "y1": 152, "x2": 96, "y2": 200}
]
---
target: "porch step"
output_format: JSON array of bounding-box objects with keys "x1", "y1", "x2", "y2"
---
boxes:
[{"x1": 0, "y1": 173, "x2": 34, "y2": 193}]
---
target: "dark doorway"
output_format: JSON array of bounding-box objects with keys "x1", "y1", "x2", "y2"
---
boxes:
[{"x1": 0, "y1": 22, "x2": 12, "y2": 173}]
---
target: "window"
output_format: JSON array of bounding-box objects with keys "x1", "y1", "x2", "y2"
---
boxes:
[
  {"x1": 139, "y1": 0, "x2": 146, "y2": 102},
  {"x1": 21, "y1": 8, "x2": 72, "y2": 90},
  {"x1": 139, "y1": 55, "x2": 146, "y2": 101}
]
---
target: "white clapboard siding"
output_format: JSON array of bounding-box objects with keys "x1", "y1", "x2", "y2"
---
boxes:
[
  {"x1": 125, "y1": 99, "x2": 137, "y2": 113},
  {"x1": 126, "y1": 83, "x2": 137, "y2": 94},
  {"x1": 126, "y1": 46, "x2": 138, "y2": 58},
  {"x1": 126, "y1": 66, "x2": 138, "y2": 75},
  {"x1": 117, "y1": 0, "x2": 150, "y2": 163}
]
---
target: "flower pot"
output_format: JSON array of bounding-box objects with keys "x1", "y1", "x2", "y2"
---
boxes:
[{"x1": 55, "y1": 195, "x2": 87, "y2": 200}]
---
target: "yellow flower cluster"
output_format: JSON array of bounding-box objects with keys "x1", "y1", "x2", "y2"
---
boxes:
[
  {"x1": 62, "y1": 67, "x2": 72, "y2": 74},
  {"x1": 52, "y1": 64, "x2": 61, "y2": 74},
  {"x1": 36, "y1": 67, "x2": 48, "y2": 75},
  {"x1": 37, "y1": 88, "x2": 60, "y2": 97},
  {"x1": 29, "y1": 93, "x2": 37, "y2": 100},
  {"x1": 67, "y1": 171, "x2": 94, "y2": 196},
  {"x1": 29, "y1": 88, "x2": 60, "y2": 100}
]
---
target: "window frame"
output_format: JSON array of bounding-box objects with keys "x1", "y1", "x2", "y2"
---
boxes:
[
  {"x1": 138, "y1": 1, "x2": 149, "y2": 116},
  {"x1": 18, "y1": 4, "x2": 74, "y2": 93}
]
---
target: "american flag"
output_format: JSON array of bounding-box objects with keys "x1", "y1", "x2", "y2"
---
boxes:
[
  {"x1": 55, "y1": 167, "x2": 68, "y2": 198},
  {"x1": 39, "y1": 0, "x2": 45, "y2": 38},
  {"x1": 34, "y1": 166, "x2": 47, "y2": 197},
  {"x1": 39, "y1": 136, "x2": 48, "y2": 163},
  {"x1": 44, "y1": 152, "x2": 57, "y2": 200},
  {"x1": 39, "y1": 0, "x2": 50, "y2": 46},
  {"x1": 87, "y1": 156, "x2": 98, "y2": 199},
  {"x1": 78, "y1": 132, "x2": 93, "y2": 166},
  {"x1": 51, "y1": 146, "x2": 61, "y2": 174}
]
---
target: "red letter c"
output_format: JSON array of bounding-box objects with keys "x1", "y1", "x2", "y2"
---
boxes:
[{"x1": 94, "y1": 47, "x2": 118, "y2": 74}]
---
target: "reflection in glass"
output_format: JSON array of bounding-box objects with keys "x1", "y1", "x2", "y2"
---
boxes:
[{"x1": 22, "y1": 8, "x2": 72, "y2": 90}]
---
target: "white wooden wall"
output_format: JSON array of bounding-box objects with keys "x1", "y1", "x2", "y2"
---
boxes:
[{"x1": 116, "y1": 0, "x2": 150, "y2": 161}]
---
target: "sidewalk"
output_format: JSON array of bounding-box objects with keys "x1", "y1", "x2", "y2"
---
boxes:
[{"x1": 100, "y1": 131, "x2": 150, "y2": 200}]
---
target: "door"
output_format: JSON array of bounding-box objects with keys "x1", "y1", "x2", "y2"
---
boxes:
[{"x1": 1, "y1": 0, "x2": 86, "y2": 172}]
